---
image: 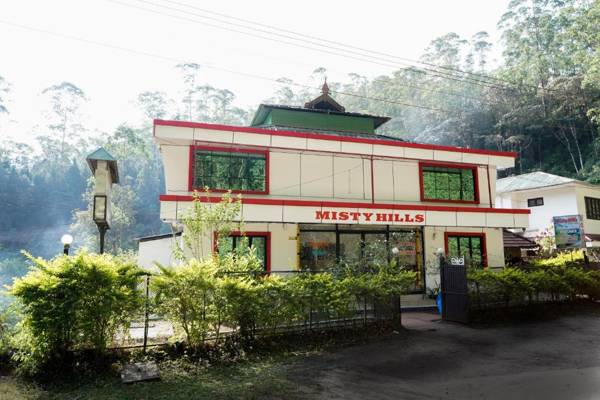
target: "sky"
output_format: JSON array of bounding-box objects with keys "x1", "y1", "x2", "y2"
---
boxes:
[{"x1": 0, "y1": 0, "x2": 511, "y2": 144}]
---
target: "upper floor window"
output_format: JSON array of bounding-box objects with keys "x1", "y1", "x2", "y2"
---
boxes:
[
  {"x1": 420, "y1": 162, "x2": 478, "y2": 203},
  {"x1": 190, "y1": 146, "x2": 268, "y2": 193},
  {"x1": 527, "y1": 197, "x2": 544, "y2": 207},
  {"x1": 585, "y1": 197, "x2": 600, "y2": 220}
]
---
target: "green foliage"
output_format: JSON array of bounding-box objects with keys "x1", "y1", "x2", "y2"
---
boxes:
[
  {"x1": 174, "y1": 190, "x2": 242, "y2": 261},
  {"x1": 152, "y1": 251, "x2": 416, "y2": 347},
  {"x1": 8, "y1": 251, "x2": 143, "y2": 375},
  {"x1": 152, "y1": 259, "x2": 219, "y2": 345},
  {"x1": 468, "y1": 251, "x2": 600, "y2": 309}
]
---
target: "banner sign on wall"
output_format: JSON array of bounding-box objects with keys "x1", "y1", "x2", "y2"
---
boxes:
[
  {"x1": 553, "y1": 215, "x2": 584, "y2": 249},
  {"x1": 315, "y1": 210, "x2": 425, "y2": 224}
]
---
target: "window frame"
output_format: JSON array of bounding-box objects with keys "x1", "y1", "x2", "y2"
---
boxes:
[
  {"x1": 418, "y1": 161, "x2": 480, "y2": 204},
  {"x1": 585, "y1": 196, "x2": 600, "y2": 220},
  {"x1": 213, "y1": 231, "x2": 271, "y2": 272},
  {"x1": 188, "y1": 145, "x2": 270, "y2": 194},
  {"x1": 444, "y1": 231, "x2": 487, "y2": 268},
  {"x1": 527, "y1": 197, "x2": 544, "y2": 207}
]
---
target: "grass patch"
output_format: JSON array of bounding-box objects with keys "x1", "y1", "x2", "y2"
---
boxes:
[{"x1": 1, "y1": 356, "x2": 315, "y2": 400}]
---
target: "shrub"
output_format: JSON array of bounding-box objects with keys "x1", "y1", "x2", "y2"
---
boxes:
[
  {"x1": 152, "y1": 259, "x2": 219, "y2": 345},
  {"x1": 9, "y1": 251, "x2": 143, "y2": 375},
  {"x1": 468, "y1": 258, "x2": 600, "y2": 310}
]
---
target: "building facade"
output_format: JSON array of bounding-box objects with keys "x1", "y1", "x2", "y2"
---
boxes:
[
  {"x1": 149, "y1": 87, "x2": 529, "y2": 293},
  {"x1": 496, "y1": 171, "x2": 600, "y2": 247}
]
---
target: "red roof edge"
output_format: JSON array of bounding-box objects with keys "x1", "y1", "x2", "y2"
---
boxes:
[{"x1": 153, "y1": 119, "x2": 518, "y2": 158}]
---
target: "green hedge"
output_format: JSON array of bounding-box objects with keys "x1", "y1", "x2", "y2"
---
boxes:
[
  {"x1": 468, "y1": 259, "x2": 600, "y2": 310},
  {"x1": 152, "y1": 257, "x2": 416, "y2": 346}
]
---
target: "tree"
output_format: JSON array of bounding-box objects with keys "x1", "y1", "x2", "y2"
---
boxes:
[
  {"x1": 176, "y1": 63, "x2": 201, "y2": 120},
  {"x1": 137, "y1": 91, "x2": 169, "y2": 121},
  {"x1": 0, "y1": 75, "x2": 9, "y2": 115},
  {"x1": 174, "y1": 191, "x2": 242, "y2": 261},
  {"x1": 39, "y1": 82, "x2": 87, "y2": 163}
]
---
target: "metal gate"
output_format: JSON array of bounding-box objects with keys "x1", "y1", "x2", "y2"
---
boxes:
[{"x1": 440, "y1": 260, "x2": 469, "y2": 323}]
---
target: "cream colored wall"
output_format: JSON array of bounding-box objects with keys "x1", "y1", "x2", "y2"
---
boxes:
[
  {"x1": 156, "y1": 128, "x2": 501, "y2": 206},
  {"x1": 260, "y1": 150, "x2": 493, "y2": 206},
  {"x1": 161, "y1": 144, "x2": 189, "y2": 194},
  {"x1": 575, "y1": 185, "x2": 600, "y2": 235}
]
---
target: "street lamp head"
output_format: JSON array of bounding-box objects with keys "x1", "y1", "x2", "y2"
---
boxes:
[{"x1": 61, "y1": 234, "x2": 74, "y2": 246}]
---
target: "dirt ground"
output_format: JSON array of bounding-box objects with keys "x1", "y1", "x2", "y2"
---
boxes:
[{"x1": 289, "y1": 311, "x2": 600, "y2": 400}]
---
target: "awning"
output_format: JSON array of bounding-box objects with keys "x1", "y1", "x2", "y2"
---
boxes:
[{"x1": 503, "y1": 229, "x2": 539, "y2": 249}]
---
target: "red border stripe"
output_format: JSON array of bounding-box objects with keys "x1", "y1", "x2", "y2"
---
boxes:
[
  {"x1": 159, "y1": 194, "x2": 530, "y2": 214},
  {"x1": 154, "y1": 119, "x2": 518, "y2": 158}
]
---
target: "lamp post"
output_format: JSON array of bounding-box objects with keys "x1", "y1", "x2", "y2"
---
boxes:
[
  {"x1": 86, "y1": 148, "x2": 119, "y2": 254},
  {"x1": 61, "y1": 234, "x2": 73, "y2": 255}
]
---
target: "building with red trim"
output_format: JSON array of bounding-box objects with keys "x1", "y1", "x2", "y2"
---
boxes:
[{"x1": 144, "y1": 84, "x2": 529, "y2": 295}]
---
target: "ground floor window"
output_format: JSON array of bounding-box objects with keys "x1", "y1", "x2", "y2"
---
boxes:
[
  {"x1": 445, "y1": 232, "x2": 486, "y2": 268},
  {"x1": 216, "y1": 232, "x2": 270, "y2": 271},
  {"x1": 299, "y1": 225, "x2": 424, "y2": 292}
]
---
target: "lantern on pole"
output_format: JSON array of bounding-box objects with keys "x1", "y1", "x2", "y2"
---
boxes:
[{"x1": 86, "y1": 148, "x2": 119, "y2": 254}]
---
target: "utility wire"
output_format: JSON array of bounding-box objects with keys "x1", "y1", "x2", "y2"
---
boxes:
[
  {"x1": 152, "y1": 0, "x2": 524, "y2": 89},
  {"x1": 132, "y1": 0, "x2": 514, "y2": 91},
  {"x1": 0, "y1": 19, "x2": 455, "y2": 114},
  {"x1": 106, "y1": 0, "x2": 514, "y2": 94}
]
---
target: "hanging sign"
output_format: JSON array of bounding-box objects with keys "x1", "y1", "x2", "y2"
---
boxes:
[{"x1": 553, "y1": 215, "x2": 584, "y2": 249}]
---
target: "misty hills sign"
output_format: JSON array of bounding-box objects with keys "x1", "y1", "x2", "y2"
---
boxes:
[{"x1": 315, "y1": 210, "x2": 425, "y2": 224}]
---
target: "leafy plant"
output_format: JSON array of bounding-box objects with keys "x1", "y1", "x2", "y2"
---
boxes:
[{"x1": 9, "y1": 251, "x2": 143, "y2": 375}]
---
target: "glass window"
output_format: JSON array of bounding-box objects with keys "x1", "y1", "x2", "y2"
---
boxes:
[
  {"x1": 585, "y1": 197, "x2": 600, "y2": 220},
  {"x1": 193, "y1": 149, "x2": 266, "y2": 192},
  {"x1": 446, "y1": 234, "x2": 485, "y2": 268},
  {"x1": 217, "y1": 234, "x2": 268, "y2": 271},
  {"x1": 527, "y1": 197, "x2": 544, "y2": 207},
  {"x1": 422, "y1": 165, "x2": 476, "y2": 202},
  {"x1": 389, "y1": 230, "x2": 423, "y2": 291},
  {"x1": 300, "y1": 231, "x2": 336, "y2": 271}
]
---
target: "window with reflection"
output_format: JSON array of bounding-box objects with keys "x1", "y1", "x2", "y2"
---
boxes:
[{"x1": 300, "y1": 231, "x2": 336, "y2": 271}]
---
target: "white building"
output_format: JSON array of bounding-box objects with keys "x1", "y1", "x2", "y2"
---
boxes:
[
  {"x1": 140, "y1": 86, "x2": 530, "y2": 295},
  {"x1": 496, "y1": 171, "x2": 600, "y2": 246}
]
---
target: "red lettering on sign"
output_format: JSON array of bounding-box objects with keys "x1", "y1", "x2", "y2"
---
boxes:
[
  {"x1": 363, "y1": 212, "x2": 373, "y2": 221},
  {"x1": 415, "y1": 214, "x2": 425, "y2": 223},
  {"x1": 350, "y1": 212, "x2": 361, "y2": 221},
  {"x1": 316, "y1": 211, "x2": 330, "y2": 220},
  {"x1": 376, "y1": 213, "x2": 387, "y2": 222},
  {"x1": 339, "y1": 211, "x2": 349, "y2": 221},
  {"x1": 404, "y1": 213, "x2": 415, "y2": 223}
]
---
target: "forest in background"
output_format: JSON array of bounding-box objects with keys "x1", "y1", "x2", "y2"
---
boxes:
[{"x1": 0, "y1": 0, "x2": 599, "y2": 286}]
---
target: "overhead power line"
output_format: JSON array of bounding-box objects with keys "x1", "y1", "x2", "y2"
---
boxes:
[
  {"x1": 152, "y1": 0, "x2": 519, "y2": 88},
  {"x1": 0, "y1": 19, "x2": 456, "y2": 114},
  {"x1": 106, "y1": 0, "x2": 515, "y2": 94},
  {"x1": 140, "y1": 0, "x2": 566, "y2": 95}
]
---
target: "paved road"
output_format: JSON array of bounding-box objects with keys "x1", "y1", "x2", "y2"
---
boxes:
[{"x1": 290, "y1": 312, "x2": 600, "y2": 400}]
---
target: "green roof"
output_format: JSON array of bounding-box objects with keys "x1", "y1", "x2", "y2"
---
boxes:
[
  {"x1": 86, "y1": 147, "x2": 119, "y2": 184},
  {"x1": 86, "y1": 147, "x2": 116, "y2": 162},
  {"x1": 496, "y1": 172, "x2": 575, "y2": 193},
  {"x1": 250, "y1": 82, "x2": 390, "y2": 135}
]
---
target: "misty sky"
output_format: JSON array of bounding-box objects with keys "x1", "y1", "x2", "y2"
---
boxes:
[{"x1": 0, "y1": 0, "x2": 510, "y2": 143}]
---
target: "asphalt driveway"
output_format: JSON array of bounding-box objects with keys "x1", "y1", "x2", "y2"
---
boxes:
[{"x1": 290, "y1": 312, "x2": 600, "y2": 400}]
